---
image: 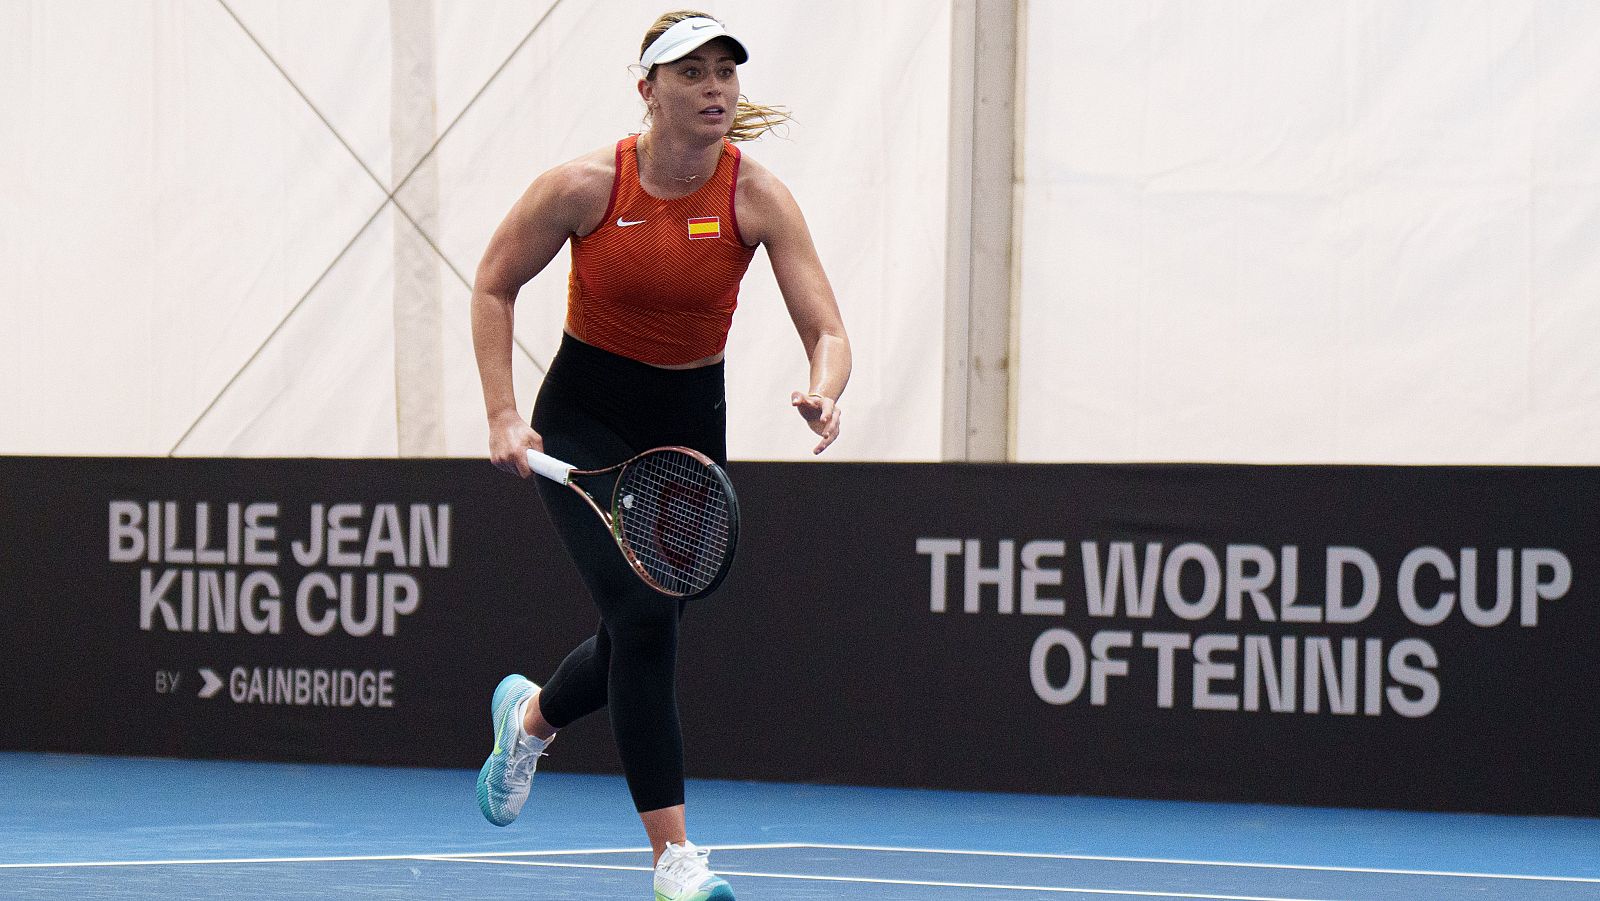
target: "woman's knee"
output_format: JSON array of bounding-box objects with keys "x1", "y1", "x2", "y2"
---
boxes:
[{"x1": 605, "y1": 604, "x2": 678, "y2": 661}]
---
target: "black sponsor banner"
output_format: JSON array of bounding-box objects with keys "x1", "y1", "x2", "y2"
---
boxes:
[
  {"x1": 2, "y1": 458, "x2": 1596, "y2": 816},
  {"x1": 0, "y1": 458, "x2": 601, "y2": 771}
]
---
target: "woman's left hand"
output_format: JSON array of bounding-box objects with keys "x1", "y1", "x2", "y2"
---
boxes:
[{"x1": 790, "y1": 391, "x2": 841, "y2": 455}]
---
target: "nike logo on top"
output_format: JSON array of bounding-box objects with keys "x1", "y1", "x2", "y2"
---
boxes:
[
  {"x1": 691, "y1": 22, "x2": 714, "y2": 29},
  {"x1": 617, "y1": 218, "x2": 646, "y2": 227}
]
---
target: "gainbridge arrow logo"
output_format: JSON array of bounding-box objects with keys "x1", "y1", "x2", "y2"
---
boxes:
[{"x1": 198, "y1": 668, "x2": 223, "y2": 699}]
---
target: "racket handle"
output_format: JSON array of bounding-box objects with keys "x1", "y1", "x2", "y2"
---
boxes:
[{"x1": 526, "y1": 449, "x2": 575, "y2": 484}]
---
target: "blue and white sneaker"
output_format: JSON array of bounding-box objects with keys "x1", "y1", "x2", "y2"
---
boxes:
[
  {"x1": 653, "y1": 841, "x2": 735, "y2": 900},
  {"x1": 475, "y1": 674, "x2": 549, "y2": 827}
]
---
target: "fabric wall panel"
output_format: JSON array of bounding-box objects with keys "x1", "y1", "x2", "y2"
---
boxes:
[{"x1": 1017, "y1": 1, "x2": 1600, "y2": 464}]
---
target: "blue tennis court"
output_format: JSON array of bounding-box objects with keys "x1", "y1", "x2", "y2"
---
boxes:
[{"x1": 2, "y1": 752, "x2": 1596, "y2": 899}]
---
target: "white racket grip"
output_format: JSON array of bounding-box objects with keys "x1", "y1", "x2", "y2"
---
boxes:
[{"x1": 526, "y1": 449, "x2": 575, "y2": 484}]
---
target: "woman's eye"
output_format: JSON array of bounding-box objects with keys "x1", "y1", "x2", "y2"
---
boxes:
[{"x1": 682, "y1": 67, "x2": 700, "y2": 78}]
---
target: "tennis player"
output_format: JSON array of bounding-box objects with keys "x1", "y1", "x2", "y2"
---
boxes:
[{"x1": 469, "y1": 10, "x2": 850, "y2": 900}]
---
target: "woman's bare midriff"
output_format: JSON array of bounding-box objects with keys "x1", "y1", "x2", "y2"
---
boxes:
[{"x1": 563, "y1": 328, "x2": 724, "y2": 369}]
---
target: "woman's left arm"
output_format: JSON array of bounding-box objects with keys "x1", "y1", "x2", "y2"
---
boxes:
[{"x1": 739, "y1": 162, "x2": 852, "y2": 454}]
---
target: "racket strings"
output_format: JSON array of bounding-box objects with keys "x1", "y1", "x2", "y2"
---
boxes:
[
  {"x1": 627, "y1": 461, "x2": 728, "y2": 592},
  {"x1": 616, "y1": 451, "x2": 733, "y2": 595}
]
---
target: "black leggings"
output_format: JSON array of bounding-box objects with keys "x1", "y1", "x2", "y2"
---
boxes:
[{"x1": 531, "y1": 333, "x2": 727, "y2": 814}]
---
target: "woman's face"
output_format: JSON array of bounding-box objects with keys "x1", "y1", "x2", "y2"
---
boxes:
[{"x1": 642, "y1": 36, "x2": 741, "y2": 140}]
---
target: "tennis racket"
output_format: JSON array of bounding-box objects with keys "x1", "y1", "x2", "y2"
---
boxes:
[{"x1": 527, "y1": 446, "x2": 739, "y2": 599}]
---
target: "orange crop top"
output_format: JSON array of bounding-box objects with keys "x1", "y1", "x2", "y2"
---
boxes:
[{"x1": 565, "y1": 134, "x2": 758, "y2": 366}]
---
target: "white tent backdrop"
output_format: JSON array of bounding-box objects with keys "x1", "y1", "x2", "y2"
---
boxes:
[
  {"x1": 0, "y1": 0, "x2": 950, "y2": 460},
  {"x1": 1017, "y1": 1, "x2": 1600, "y2": 463},
  {"x1": 5, "y1": 2, "x2": 1599, "y2": 464}
]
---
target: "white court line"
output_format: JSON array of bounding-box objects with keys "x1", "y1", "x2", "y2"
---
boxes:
[
  {"x1": 418, "y1": 855, "x2": 1341, "y2": 901},
  {"x1": 0, "y1": 843, "x2": 798, "y2": 870},
  {"x1": 6, "y1": 841, "x2": 1595, "y2": 888},
  {"x1": 794, "y1": 843, "x2": 1600, "y2": 885}
]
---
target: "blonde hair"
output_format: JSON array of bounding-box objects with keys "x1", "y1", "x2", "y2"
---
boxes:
[{"x1": 639, "y1": 9, "x2": 790, "y2": 142}]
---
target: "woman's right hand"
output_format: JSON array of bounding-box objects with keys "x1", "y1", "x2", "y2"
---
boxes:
[{"x1": 489, "y1": 411, "x2": 542, "y2": 478}]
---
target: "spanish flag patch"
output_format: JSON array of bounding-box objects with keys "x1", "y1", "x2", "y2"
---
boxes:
[{"x1": 687, "y1": 216, "x2": 721, "y2": 240}]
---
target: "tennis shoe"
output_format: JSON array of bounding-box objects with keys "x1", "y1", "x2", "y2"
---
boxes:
[
  {"x1": 653, "y1": 841, "x2": 735, "y2": 900},
  {"x1": 475, "y1": 674, "x2": 549, "y2": 827}
]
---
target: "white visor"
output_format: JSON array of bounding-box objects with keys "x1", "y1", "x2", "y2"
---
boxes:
[{"x1": 640, "y1": 17, "x2": 749, "y2": 71}]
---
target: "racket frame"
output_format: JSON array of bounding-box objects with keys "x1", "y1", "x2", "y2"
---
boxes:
[{"x1": 526, "y1": 446, "x2": 739, "y2": 599}]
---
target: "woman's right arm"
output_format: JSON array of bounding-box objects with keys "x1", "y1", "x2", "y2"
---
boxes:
[{"x1": 471, "y1": 156, "x2": 610, "y2": 477}]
